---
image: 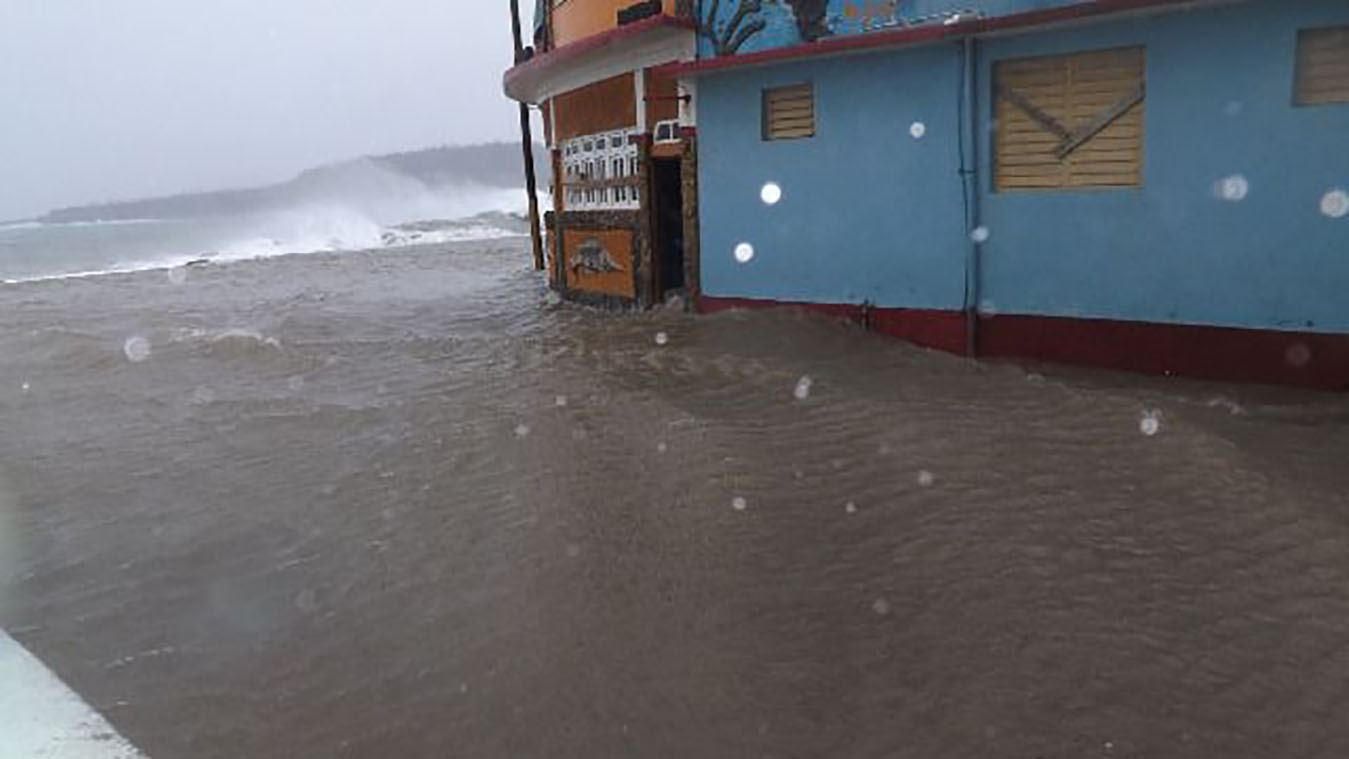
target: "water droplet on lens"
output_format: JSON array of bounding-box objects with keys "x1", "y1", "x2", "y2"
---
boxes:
[
  {"x1": 732, "y1": 496, "x2": 748, "y2": 512},
  {"x1": 1139, "y1": 410, "x2": 1163, "y2": 437},
  {"x1": 294, "y1": 589, "x2": 318, "y2": 613},
  {"x1": 1285, "y1": 343, "x2": 1312, "y2": 368},
  {"x1": 909, "y1": 122, "x2": 927, "y2": 139},
  {"x1": 793, "y1": 376, "x2": 813, "y2": 401},
  {"x1": 1320, "y1": 189, "x2": 1349, "y2": 219},
  {"x1": 1214, "y1": 174, "x2": 1249, "y2": 202},
  {"x1": 760, "y1": 182, "x2": 782, "y2": 205},
  {"x1": 123, "y1": 336, "x2": 151, "y2": 363}
]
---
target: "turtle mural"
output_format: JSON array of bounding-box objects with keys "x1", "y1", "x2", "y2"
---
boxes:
[{"x1": 569, "y1": 236, "x2": 625, "y2": 275}]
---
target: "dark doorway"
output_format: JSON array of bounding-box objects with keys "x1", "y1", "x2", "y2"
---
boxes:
[{"x1": 651, "y1": 157, "x2": 684, "y2": 301}]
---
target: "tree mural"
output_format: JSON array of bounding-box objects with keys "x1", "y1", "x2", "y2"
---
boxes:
[
  {"x1": 696, "y1": 0, "x2": 769, "y2": 56},
  {"x1": 783, "y1": 0, "x2": 831, "y2": 42},
  {"x1": 696, "y1": 0, "x2": 834, "y2": 56}
]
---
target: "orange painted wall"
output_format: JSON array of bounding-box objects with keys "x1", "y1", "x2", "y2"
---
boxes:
[
  {"x1": 553, "y1": 73, "x2": 636, "y2": 142},
  {"x1": 563, "y1": 228, "x2": 636, "y2": 298},
  {"x1": 644, "y1": 68, "x2": 679, "y2": 130},
  {"x1": 552, "y1": 0, "x2": 678, "y2": 47}
]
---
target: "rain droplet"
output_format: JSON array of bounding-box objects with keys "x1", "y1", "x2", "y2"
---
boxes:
[
  {"x1": 565, "y1": 543, "x2": 582, "y2": 558},
  {"x1": 793, "y1": 376, "x2": 813, "y2": 401},
  {"x1": 294, "y1": 589, "x2": 318, "y2": 613},
  {"x1": 192, "y1": 386, "x2": 215, "y2": 404},
  {"x1": 734, "y1": 242, "x2": 755, "y2": 264},
  {"x1": 514, "y1": 424, "x2": 531, "y2": 438},
  {"x1": 731, "y1": 496, "x2": 748, "y2": 512},
  {"x1": 909, "y1": 121, "x2": 927, "y2": 139},
  {"x1": 1214, "y1": 174, "x2": 1249, "y2": 202},
  {"x1": 545, "y1": 291, "x2": 562, "y2": 306},
  {"x1": 845, "y1": 501, "x2": 858, "y2": 514},
  {"x1": 654, "y1": 331, "x2": 669, "y2": 346},
  {"x1": 1320, "y1": 189, "x2": 1349, "y2": 219},
  {"x1": 287, "y1": 375, "x2": 305, "y2": 392},
  {"x1": 1285, "y1": 343, "x2": 1312, "y2": 368},
  {"x1": 20, "y1": 381, "x2": 30, "y2": 392},
  {"x1": 123, "y1": 336, "x2": 151, "y2": 363},
  {"x1": 872, "y1": 598, "x2": 891, "y2": 615},
  {"x1": 969, "y1": 226, "x2": 990, "y2": 243},
  {"x1": 977, "y1": 299, "x2": 999, "y2": 317},
  {"x1": 760, "y1": 182, "x2": 782, "y2": 205},
  {"x1": 656, "y1": 441, "x2": 668, "y2": 454},
  {"x1": 555, "y1": 395, "x2": 568, "y2": 407},
  {"x1": 1223, "y1": 100, "x2": 1244, "y2": 116},
  {"x1": 166, "y1": 267, "x2": 187, "y2": 285},
  {"x1": 916, "y1": 470, "x2": 936, "y2": 487},
  {"x1": 1139, "y1": 409, "x2": 1163, "y2": 437}
]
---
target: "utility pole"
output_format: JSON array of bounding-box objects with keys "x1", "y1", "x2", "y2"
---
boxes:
[{"x1": 510, "y1": 0, "x2": 545, "y2": 271}]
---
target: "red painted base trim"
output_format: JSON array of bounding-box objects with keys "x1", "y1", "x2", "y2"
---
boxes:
[
  {"x1": 981, "y1": 314, "x2": 1349, "y2": 391},
  {"x1": 697, "y1": 296, "x2": 1349, "y2": 390},
  {"x1": 698, "y1": 296, "x2": 968, "y2": 355}
]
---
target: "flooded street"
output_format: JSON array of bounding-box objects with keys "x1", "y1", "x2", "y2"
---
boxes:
[{"x1": 3, "y1": 239, "x2": 1349, "y2": 758}]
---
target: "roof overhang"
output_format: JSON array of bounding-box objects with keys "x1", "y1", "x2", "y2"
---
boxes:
[
  {"x1": 658, "y1": 0, "x2": 1233, "y2": 78},
  {"x1": 504, "y1": 14, "x2": 697, "y2": 104}
]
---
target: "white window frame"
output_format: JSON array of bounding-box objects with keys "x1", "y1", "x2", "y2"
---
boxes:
[{"x1": 562, "y1": 127, "x2": 640, "y2": 211}]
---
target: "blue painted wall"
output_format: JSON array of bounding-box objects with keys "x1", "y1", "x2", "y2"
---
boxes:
[
  {"x1": 697, "y1": 0, "x2": 1349, "y2": 333},
  {"x1": 697, "y1": 43, "x2": 968, "y2": 309},
  {"x1": 976, "y1": 0, "x2": 1349, "y2": 332}
]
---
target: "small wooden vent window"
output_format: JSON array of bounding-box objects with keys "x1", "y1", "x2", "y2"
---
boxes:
[
  {"x1": 1296, "y1": 26, "x2": 1349, "y2": 106},
  {"x1": 994, "y1": 46, "x2": 1146, "y2": 191},
  {"x1": 763, "y1": 83, "x2": 815, "y2": 140}
]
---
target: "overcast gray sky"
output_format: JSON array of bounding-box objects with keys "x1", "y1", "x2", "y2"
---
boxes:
[{"x1": 0, "y1": 1, "x2": 533, "y2": 220}]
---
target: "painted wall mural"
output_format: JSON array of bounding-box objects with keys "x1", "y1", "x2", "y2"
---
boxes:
[
  {"x1": 696, "y1": 1, "x2": 1089, "y2": 56},
  {"x1": 570, "y1": 236, "x2": 625, "y2": 275}
]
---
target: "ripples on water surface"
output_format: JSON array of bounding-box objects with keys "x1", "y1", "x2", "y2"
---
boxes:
[{"x1": 2, "y1": 239, "x2": 1349, "y2": 758}]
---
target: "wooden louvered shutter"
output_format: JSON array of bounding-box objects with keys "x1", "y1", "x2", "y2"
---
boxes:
[
  {"x1": 1296, "y1": 26, "x2": 1349, "y2": 106},
  {"x1": 763, "y1": 83, "x2": 815, "y2": 141},
  {"x1": 995, "y1": 47, "x2": 1146, "y2": 190}
]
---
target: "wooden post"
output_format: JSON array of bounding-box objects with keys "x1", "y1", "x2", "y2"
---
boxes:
[{"x1": 510, "y1": 0, "x2": 546, "y2": 271}]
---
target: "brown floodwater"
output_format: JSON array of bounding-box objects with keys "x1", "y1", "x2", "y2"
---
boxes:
[{"x1": 2, "y1": 238, "x2": 1349, "y2": 758}]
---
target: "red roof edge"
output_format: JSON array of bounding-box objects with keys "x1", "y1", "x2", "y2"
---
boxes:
[
  {"x1": 504, "y1": 14, "x2": 697, "y2": 93},
  {"x1": 656, "y1": 0, "x2": 1206, "y2": 78}
]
